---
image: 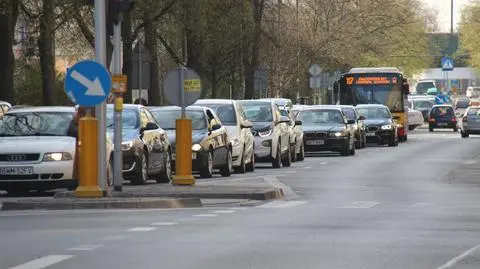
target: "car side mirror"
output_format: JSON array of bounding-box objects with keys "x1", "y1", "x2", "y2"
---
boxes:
[
  {"x1": 240, "y1": 120, "x2": 253, "y2": 129},
  {"x1": 211, "y1": 123, "x2": 222, "y2": 131},
  {"x1": 294, "y1": 120, "x2": 302, "y2": 126},
  {"x1": 358, "y1": 115, "x2": 366, "y2": 120},
  {"x1": 141, "y1": 122, "x2": 158, "y2": 133},
  {"x1": 347, "y1": 119, "x2": 356, "y2": 124}
]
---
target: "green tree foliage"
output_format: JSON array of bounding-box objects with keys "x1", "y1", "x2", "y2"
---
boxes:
[{"x1": 459, "y1": 1, "x2": 480, "y2": 68}]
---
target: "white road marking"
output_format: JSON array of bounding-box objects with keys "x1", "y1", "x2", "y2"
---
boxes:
[
  {"x1": 194, "y1": 214, "x2": 218, "y2": 217},
  {"x1": 256, "y1": 200, "x2": 307, "y2": 208},
  {"x1": 435, "y1": 244, "x2": 480, "y2": 269},
  {"x1": 286, "y1": 170, "x2": 295, "y2": 173},
  {"x1": 412, "y1": 202, "x2": 431, "y2": 207},
  {"x1": 341, "y1": 201, "x2": 379, "y2": 209},
  {"x1": 212, "y1": 210, "x2": 235, "y2": 214},
  {"x1": 151, "y1": 222, "x2": 177, "y2": 226},
  {"x1": 229, "y1": 207, "x2": 249, "y2": 210},
  {"x1": 67, "y1": 245, "x2": 101, "y2": 251},
  {"x1": 463, "y1": 160, "x2": 477, "y2": 165},
  {"x1": 320, "y1": 162, "x2": 328, "y2": 165},
  {"x1": 304, "y1": 166, "x2": 312, "y2": 169},
  {"x1": 126, "y1": 227, "x2": 157, "y2": 232},
  {"x1": 177, "y1": 217, "x2": 201, "y2": 221},
  {"x1": 9, "y1": 255, "x2": 74, "y2": 269},
  {"x1": 101, "y1": 235, "x2": 130, "y2": 241}
]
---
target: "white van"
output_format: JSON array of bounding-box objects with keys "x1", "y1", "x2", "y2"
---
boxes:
[
  {"x1": 415, "y1": 80, "x2": 436, "y2": 95},
  {"x1": 466, "y1": 87, "x2": 480, "y2": 98}
]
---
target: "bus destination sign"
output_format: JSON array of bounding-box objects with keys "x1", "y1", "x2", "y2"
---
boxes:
[{"x1": 346, "y1": 76, "x2": 397, "y2": 85}]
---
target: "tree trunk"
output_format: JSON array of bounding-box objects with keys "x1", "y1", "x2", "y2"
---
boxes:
[
  {"x1": 38, "y1": 0, "x2": 56, "y2": 105},
  {"x1": 0, "y1": 0, "x2": 18, "y2": 103},
  {"x1": 244, "y1": 0, "x2": 265, "y2": 99},
  {"x1": 122, "y1": 10, "x2": 133, "y2": 103},
  {"x1": 144, "y1": 13, "x2": 160, "y2": 106}
]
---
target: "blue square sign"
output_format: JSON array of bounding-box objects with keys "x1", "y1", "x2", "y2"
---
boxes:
[{"x1": 441, "y1": 56, "x2": 454, "y2": 71}]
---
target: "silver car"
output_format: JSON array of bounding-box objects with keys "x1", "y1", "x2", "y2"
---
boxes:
[{"x1": 460, "y1": 106, "x2": 480, "y2": 138}]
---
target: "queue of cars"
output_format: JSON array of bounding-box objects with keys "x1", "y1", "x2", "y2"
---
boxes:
[{"x1": 0, "y1": 98, "x2": 411, "y2": 195}]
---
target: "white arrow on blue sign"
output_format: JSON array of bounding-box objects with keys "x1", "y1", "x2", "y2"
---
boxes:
[
  {"x1": 64, "y1": 60, "x2": 112, "y2": 106},
  {"x1": 441, "y1": 56, "x2": 454, "y2": 71}
]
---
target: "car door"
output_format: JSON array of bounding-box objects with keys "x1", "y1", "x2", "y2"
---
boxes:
[
  {"x1": 206, "y1": 108, "x2": 227, "y2": 165},
  {"x1": 139, "y1": 108, "x2": 162, "y2": 173},
  {"x1": 237, "y1": 105, "x2": 254, "y2": 158},
  {"x1": 274, "y1": 104, "x2": 289, "y2": 152}
]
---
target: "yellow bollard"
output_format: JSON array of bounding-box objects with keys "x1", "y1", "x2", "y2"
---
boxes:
[
  {"x1": 172, "y1": 117, "x2": 195, "y2": 185},
  {"x1": 74, "y1": 114, "x2": 104, "y2": 197}
]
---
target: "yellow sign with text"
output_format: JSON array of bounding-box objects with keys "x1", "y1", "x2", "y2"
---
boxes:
[
  {"x1": 184, "y1": 79, "x2": 201, "y2": 92},
  {"x1": 112, "y1": 75, "x2": 127, "y2": 93}
]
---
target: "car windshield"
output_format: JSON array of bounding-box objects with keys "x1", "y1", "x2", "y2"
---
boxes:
[
  {"x1": 240, "y1": 103, "x2": 273, "y2": 122},
  {"x1": 200, "y1": 104, "x2": 236, "y2": 125},
  {"x1": 107, "y1": 108, "x2": 139, "y2": 130},
  {"x1": 0, "y1": 112, "x2": 73, "y2": 136},
  {"x1": 298, "y1": 110, "x2": 345, "y2": 124},
  {"x1": 150, "y1": 110, "x2": 207, "y2": 130},
  {"x1": 342, "y1": 108, "x2": 356, "y2": 121},
  {"x1": 357, "y1": 107, "x2": 391, "y2": 119},
  {"x1": 413, "y1": 99, "x2": 434, "y2": 109},
  {"x1": 432, "y1": 107, "x2": 454, "y2": 116},
  {"x1": 467, "y1": 108, "x2": 480, "y2": 115},
  {"x1": 456, "y1": 99, "x2": 470, "y2": 109}
]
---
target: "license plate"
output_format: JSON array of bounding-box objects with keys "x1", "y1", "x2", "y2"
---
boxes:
[
  {"x1": 172, "y1": 153, "x2": 196, "y2": 160},
  {"x1": 438, "y1": 123, "x2": 447, "y2": 126},
  {"x1": 366, "y1": 132, "x2": 376, "y2": 136},
  {"x1": 0, "y1": 167, "x2": 33, "y2": 175},
  {"x1": 306, "y1": 140, "x2": 324, "y2": 145}
]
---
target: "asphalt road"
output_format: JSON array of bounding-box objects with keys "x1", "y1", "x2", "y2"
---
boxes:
[{"x1": 3, "y1": 128, "x2": 480, "y2": 269}]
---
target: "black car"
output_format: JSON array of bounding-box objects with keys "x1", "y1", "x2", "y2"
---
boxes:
[
  {"x1": 297, "y1": 106, "x2": 356, "y2": 156},
  {"x1": 149, "y1": 106, "x2": 233, "y2": 178},
  {"x1": 106, "y1": 104, "x2": 172, "y2": 185},
  {"x1": 428, "y1": 105, "x2": 457, "y2": 132},
  {"x1": 338, "y1": 105, "x2": 366, "y2": 149},
  {"x1": 356, "y1": 104, "x2": 398, "y2": 147}
]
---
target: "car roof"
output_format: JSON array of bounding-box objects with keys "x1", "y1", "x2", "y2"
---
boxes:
[
  {"x1": 432, "y1": 104, "x2": 453, "y2": 108},
  {"x1": 300, "y1": 106, "x2": 343, "y2": 112},
  {"x1": 148, "y1": 105, "x2": 206, "y2": 112},
  {"x1": 468, "y1": 106, "x2": 480, "y2": 109},
  {"x1": 355, "y1": 104, "x2": 388, "y2": 108},
  {"x1": 238, "y1": 99, "x2": 273, "y2": 105},
  {"x1": 195, "y1": 99, "x2": 235, "y2": 105},
  {"x1": 6, "y1": 106, "x2": 75, "y2": 114}
]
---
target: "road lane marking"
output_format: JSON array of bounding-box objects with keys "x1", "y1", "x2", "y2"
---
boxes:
[
  {"x1": 177, "y1": 217, "x2": 200, "y2": 221},
  {"x1": 194, "y1": 214, "x2": 218, "y2": 217},
  {"x1": 341, "y1": 201, "x2": 379, "y2": 209},
  {"x1": 436, "y1": 244, "x2": 480, "y2": 269},
  {"x1": 304, "y1": 166, "x2": 312, "y2": 169},
  {"x1": 67, "y1": 245, "x2": 101, "y2": 251},
  {"x1": 101, "y1": 235, "x2": 130, "y2": 241},
  {"x1": 151, "y1": 222, "x2": 177, "y2": 226},
  {"x1": 212, "y1": 210, "x2": 235, "y2": 214},
  {"x1": 256, "y1": 201, "x2": 307, "y2": 208},
  {"x1": 412, "y1": 202, "x2": 431, "y2": 207},
  {"x1": 286, "y1": 170, "x2": 295, "y2": 173},
  {"x1": 320, "y1": 162, "x2": 328, "y2": 165},
  {"x1": 126, "y1": 227, "x2": 157, "y2": 232},
  {"x1": 229, "y1": 207, "x2": 249, "y2": 210},
  {"x1": 9, "y1": 255, "x2": 74, "y2": 269}
]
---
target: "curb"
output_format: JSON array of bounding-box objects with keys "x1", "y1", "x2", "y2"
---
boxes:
[{"x1": 0, "y1": 197, "x2": 202, "y2": 211}]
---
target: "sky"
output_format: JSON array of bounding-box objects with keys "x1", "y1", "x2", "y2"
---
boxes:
[{"x1": 421, "y1": 0, "x2": 470, "y2": 32}]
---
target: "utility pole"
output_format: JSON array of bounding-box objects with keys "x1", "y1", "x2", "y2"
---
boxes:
[
  {"x1": 277, "y1": 0, "x2": 281, "y2": 98},
  {"x1": 296, "y1": 0, "x2": 300, "y2": 101},
  {"x1": 450, "y1": 0, "x2": 454, "y2": 35}
]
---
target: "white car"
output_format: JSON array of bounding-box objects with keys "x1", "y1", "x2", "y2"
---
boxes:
[
  {"x1": 408, "y1": 108, "x2": 424, "y2": 130},
  {"x1": 194, "y1": 99, "x2": 255, "y2": 173},
  {"x1": 279, "y1": 106, "x2": 304, "y2": 161},
  {"x1": 0, "y1": 106, "x2": 113, "y2": 195}
]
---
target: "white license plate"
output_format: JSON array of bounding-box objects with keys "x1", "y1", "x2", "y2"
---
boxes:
[
  {"x1": 306, "y1": 140, "x2": 324, "y2": 145},
  {"x1": 438, "y1": 123, "x2": 447, "y2": 126},
  {"x1": 0, "y1": 167, "x2": 33, "y2": 175},
  {"x1": 366, "y1": 132, "x2": 376, "y2": 136},
  {"x1": 171, "y1": 153, "x2": 196, "y2": 160}
]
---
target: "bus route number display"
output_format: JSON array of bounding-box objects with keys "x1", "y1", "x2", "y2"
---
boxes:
[{"x1": 346, "y1": 76, "x2": 397, "y2": 85}]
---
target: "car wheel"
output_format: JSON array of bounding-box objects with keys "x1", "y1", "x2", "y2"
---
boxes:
[
  {"x1": 361, "y1": 133, "x2": 367, "y2": 148},
  {"x1": 234, "y1": 148, "x2": 247, "y2": 174},
  {"x1": 272, "y1": 142, "x2": 282, "y2": 168},
  {"x1": 291, "y1": 141, "x2": 298, "y2": 162},
  {"x1": 246, "y1": 149, "x2": 255, "y2": 172},
  {"x1": 355, "y1": 134, "x2": 361, "y2": 149},
  {"x1": 453, "y1": 127, "x2": 458, "y2": 132},
  {"x1": 131, "y1": 152, "x2": 148, "y2": 185},
  {"x1": 157, "y1": 151, "x2": 172, "y2": 183},
  {"x1": 461, "y1": 131, "x2": 469, "y2": 138},
  {"x1": 429, "y1": 128, "x2": 433, "y2": 132},
  {"x1": 282, "y1": 142, "x2": 292, "y2": 167},
  {"x1": 200, "y1": 150, "x2": 214, "y2": 178},
  {"x1": 220, "y1": 149, "x2": 233, "y2": 177},
  {"x1": 341, "y1": 139, "x2": 350, "y2": 156},
  {"x1": 388, "y1": 137, "x2": 397, "y2": 147},
  {"x1": 349, "y1": 137, "x2": 356, "y2": 155},
  {"x1": 297, "y1": 142, "x2": 305, "y2": 161}
]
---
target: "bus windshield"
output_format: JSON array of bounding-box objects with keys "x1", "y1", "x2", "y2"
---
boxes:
[{"x1": 416, "y1": 81, "x2": 435, "y2": 95}]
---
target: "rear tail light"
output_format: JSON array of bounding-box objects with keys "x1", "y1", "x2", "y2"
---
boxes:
[
  {"x1": 428, "y1": 117, "x2": 436, "y2": 122},
  {"x1": 463, "y1": 116, "x2": 468, "y2": 122}
]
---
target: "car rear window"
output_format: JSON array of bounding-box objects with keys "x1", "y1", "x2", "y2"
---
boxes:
[
  {"x1": 467, "y1": 108, "x2": 480, "y2": 115},
  {"x1": 432, "y1": 107, "x2": 454, "y2": 116}
]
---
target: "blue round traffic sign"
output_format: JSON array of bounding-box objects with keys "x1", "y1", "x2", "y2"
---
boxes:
[{"x1": 64, "y1": 60, "x2": 112, "y2": 106}]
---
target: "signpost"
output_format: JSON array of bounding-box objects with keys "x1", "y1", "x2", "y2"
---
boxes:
[
  {"x1": 64, "y1": 60, "x2": 111, "y2": 198},
  {"x1": 163, "y1": 67, "x2": 202, "y2": 185},
  {"x1": 309, "y1": 64, "x2": 322, "y2": 104},
  {"x1": 441, "y1": 56, "x2": 454, "y2": 92}
]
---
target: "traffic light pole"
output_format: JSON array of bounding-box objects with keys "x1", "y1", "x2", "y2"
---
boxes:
[
  {"x1": 113, "y1": 18, "x2": 123, "y2": 191},
  {"x1": 94, "y1": 0, "x2": 107, "y2": 194}
]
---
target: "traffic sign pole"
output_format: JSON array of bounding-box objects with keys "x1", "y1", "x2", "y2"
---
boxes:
[
  {"x1": 113, "y1": 18, "x2": 123, "y2": 192},
  {"x1": 94, "y1": 0, "x2": 107, "y2": 194}
]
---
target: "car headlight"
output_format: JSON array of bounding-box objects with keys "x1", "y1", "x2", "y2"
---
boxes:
[
  {"x1": 43, "y1": 152, "x2": 73, "y2": 161},
  {"x1": 396, "y1": 123, "x2": 403, "y2": 128},
  {"x1": 192, "y1": 144, "x2": 202, "y2": 151},
  {"x1": 230, "y1": 138, "x2": 240, "y2": 146},
  {"x1": 381, "y1": 124, "x2": 392, "y2": 130},
  {"x1": 258, "y1": 129, "x2": 273, "y2": 137},
  {"x1": 353, "y1": 124, "x2": 358, "y2": 130},
  {"x1": 331, "y1": 131, "x2": 346, "y2": 137},
  {"x1": 121, "y1": 141, "x2": 133, "y2": 151}
]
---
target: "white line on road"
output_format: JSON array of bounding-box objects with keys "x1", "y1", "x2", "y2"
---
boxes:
[
  {"x1": 286, "y1": 170, "x2": 295, "y2": 173},
  {"x1": 126, "y1": 227, "x2": 157, "y2": 232},
  {"x1": 67, "y1": 245, "x2": 101, "y2": 251},
  {"x1": 412, "y1": 202, "x2": 431, "y2": 207},
  {"x1": 101, "y1": 235, "x2": 130, "y2": 241},
  {"x1": 212, "y1": 210, "x2": 235, "y2": 214},
  {"x1": 229, "y1": 207, "x2": 249, "y2": 210},
  {"x1": 436, "y1": 244, "x2": 480, "y2": 269},
  {"x1": 341, "y1": 201, "x2": 379, "y2": 209},
  {"x1": 304, "y1": 166, "x2": 312, "y2": 169},
  {"x1": 194, "y1": 214, "x2": 218, "y2": 217},
  {"x1": 151, "y1": 222, "x2": 177, "y2": 226},
  {"x1": 177, "y1": 217, "x2": 201, "y2": 221},
  {"x1": 9, "y1": 255, "x2": 74, "y2": 269},
  {"x1": 256, "y1": 200, "x2": 307, "y2": 208},
  {"x1": 320, "y1": 162, "x2": 328, "y2": 165}
]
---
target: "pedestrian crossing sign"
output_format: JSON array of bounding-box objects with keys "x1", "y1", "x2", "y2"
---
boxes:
[{"x1": 441, "y1": 56, "x2": 454, "y2": 71}]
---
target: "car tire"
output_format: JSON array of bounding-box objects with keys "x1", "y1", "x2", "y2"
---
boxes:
[
  {"x1": 200, "y1": 150, "x2": 214, "y2": 178},
  {"x1": 282, "y1": 142, "x2": 292, "y2": 167},
  {"x1": 453, "y1": 127, "x2": 458, "y2": 132},
  {"x1": 291, "y1": 142, "x2": 298, "y2": 162},
  {"x1": 234, "y1": 148, "x2": 247, "y2": 174},
  {"x1": 246, "y1": 149, "x2": 255, "y2": 172},
  {"x1": 461, "y1": 131, "x2": 469, "y2": 138},
  {"x1": 131, "y1": 152, "x2": 148, "y2": 185},
  {"x1": 272, "y1": 142, "x2": 282, "y2": 168},
  {"x1": 361, "y1": 133, "x2": 367, "y2": 148},
  {"x1": 297, "y1": 143, "x2": 305, "y2": 161},
  {"x1": 429, "y1": 128, "x2": 433, "y2": 132},
  {"x1": 341, "y1": 140, "x2": 350, "y2": 156},
  {"x1": 220, "y1": 149, "x2": 233, "y2": 177},
  {"x1": 388, "y1": 137, "x2": 397, "y2": 147},
  {"x1": 157, "y1": 152, "x2": 172, "y2": 183}
]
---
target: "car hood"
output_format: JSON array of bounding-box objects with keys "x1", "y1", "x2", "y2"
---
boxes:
[
  {"x1": 252, "y1": 122, "x2": 273, "y2": 132},
  {"x1": 107, "y1": 128, "x2": 139, "y2": 143},
  {"x1": 224, "y1": 125, "x2": 240, "y2": 139},
  {"x1": 302, "y1": 124, "x2": 345, "y2": 132},
  {"x1": 363, "y1": 119, "x2": 391, "y2": 126},
  {"x1": 0, "y1": 136, "x2": 76, "y2": 153},
  {"x1": 165, "y1": 129, "x2": 207, "y2": 145}
]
